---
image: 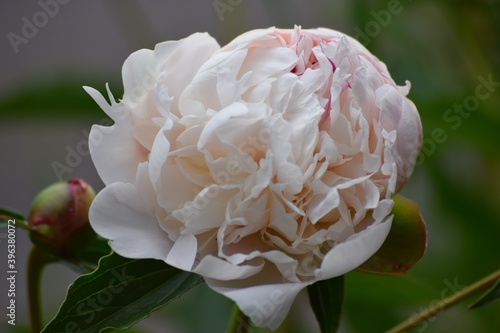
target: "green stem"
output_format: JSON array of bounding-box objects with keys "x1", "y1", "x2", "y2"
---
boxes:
[
  {"x1": 15, "y1": 219, "x2": 30, "y2": 230},
  {"x1": 386, "y1": 270, "x2": 500, "y2": 333},
  {"x1": 27, "y1": 246, "x2": 52, "y2": 333},
  {"x1": 228, "y1": 304, "x2": 252, "y2": 333}
]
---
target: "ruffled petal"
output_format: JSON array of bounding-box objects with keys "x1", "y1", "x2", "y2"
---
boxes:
[
  {"x1": 317, "y1": 212, "x2": 393, "y2": 279},
  {"x1": 89, "y1": 164, "x2": 171, "y2": 260},
  {"x1": 155, "y1": 33, "x2": 220, "y2": 116},
  {"x1": 85, "y1": 86, "x2": 146, "y2": 185},
  {"x1": 376, "y1": 84, "x2": 423, "y2": 191},
  {"x1": 194, "y1": 255, "x2": 264, "y2": 280}
]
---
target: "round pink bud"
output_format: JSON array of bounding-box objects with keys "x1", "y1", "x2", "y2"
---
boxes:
[{"x1": 28, "y1": 179, "x2": 95, "y2": 257}]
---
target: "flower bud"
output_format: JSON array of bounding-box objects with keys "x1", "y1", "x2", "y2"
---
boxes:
[{"x1": 28, "y1": 179, "x2": 96, "y2": 257}]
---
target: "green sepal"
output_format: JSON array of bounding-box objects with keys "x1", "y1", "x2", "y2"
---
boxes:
[
  {"x1": 308, "y1": 275, "x2": 345, "y2": 333},
  {"x1": 358, "y1": 195, "x2": 427, "y2": 275}
]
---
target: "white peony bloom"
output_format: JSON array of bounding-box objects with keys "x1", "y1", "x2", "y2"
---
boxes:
[{"x1": 86, "y1": 27, "x2": 422, "y2": 329}]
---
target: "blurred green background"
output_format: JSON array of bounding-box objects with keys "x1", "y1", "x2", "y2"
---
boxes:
[{"x1": 0, "y1": 1, "x2": 499, "y2": 332}]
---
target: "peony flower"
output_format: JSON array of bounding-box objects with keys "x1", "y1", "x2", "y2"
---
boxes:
[{"x1": 86, "y1": 26, "x2": 422, "y2": 329}]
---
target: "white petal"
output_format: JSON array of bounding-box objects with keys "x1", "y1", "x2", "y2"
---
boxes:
[
  {"x1": 179, "y1": 50, "x2": 248, "y2": 116},
  {"x1": 85, "y1": 86, "x2": 146, "y2": 185},
  {"x1": 307, "y1": 187, "x2": 340, "y2": 224},
  {"x1": 166, "y1": 234, "x2": 197, "y2": 271},
  {"x1": 239, "y1": 47, "x2": 297, "y2": 87},
  {"x1": 121, "y1": 49, "x2": 155, "y2": 104},
  {"x1": 268, "y1": 191, "x2": 298, "y2": 241},
  {"x1": 155, "y1": 33, "x2": 220, "y2": 116},
  {"x1": 307, "y1": 174, "x2": 371, "y2": 224},
  {"x1": 215, "y1": 51, "x2": 251, "y2": 107},
  {"x1": 194, "y1": 255, "x2": 264, "y2": 280},
  {"x1": 223, "y1": 27, "x2": 277, "y2": 51},
  {"x1": 158, "y1": 162, "x2": 201, "y2": 212},
  {"x1": 83, "y1": 86, "x2": 127, "y2": 123},
  {"x1": 89, "y1": 123, "x2": 145, "y2": 185},
  {"x1": 206, "y1": 279, "x2": 308, "y2": 330},
  {"x1": 149, "y1": 121, "x2": 173, "y2": 186},
  {"x1": 197, "y1": 102, "x2": 248, "y2": 150},
  {"x1": 176, "y1": 186, "x2": 238, "y2": 233}
]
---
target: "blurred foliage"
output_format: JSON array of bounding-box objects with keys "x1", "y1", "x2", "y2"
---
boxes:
[
  {"x1": 0, "y1": 78, "x2": 119, "y2": 119},
  {"x1": 1, "y1": 0, "x2": 499, "y2": 332},
  {"x1": 345, "y1": 1, "x2": 500, "y2": 332}
]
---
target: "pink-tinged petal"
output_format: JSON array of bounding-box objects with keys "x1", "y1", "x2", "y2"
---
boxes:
[
  {"x1": 223, "y1": 27, "x2": 277, "y2": 51},
  {"x1": 89, "y1": 164, "x2": 171, "y2": 260},
  {"x1": 317, "y1": 215, "x2": 393, "y2": 279},
  {"x1": 394, "y1": 99, "x2": 422, "y2": 185},
  {"x1": 376, "y1": 84, "x2": 423, "y2": 191}
]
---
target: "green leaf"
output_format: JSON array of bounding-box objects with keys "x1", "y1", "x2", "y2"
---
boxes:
[
  {"x1": 307, "y1": 275, "x2": 345, "y2": 333},
  {"x1": 358, "y1": 195, "x2": 427, "y2": 275},
  {"x1": 41, "y1": 252, "x2": 204, "y2": 333},
  {"x1": 469, "y1": 277, "x2": 500, "y2": 310}
]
